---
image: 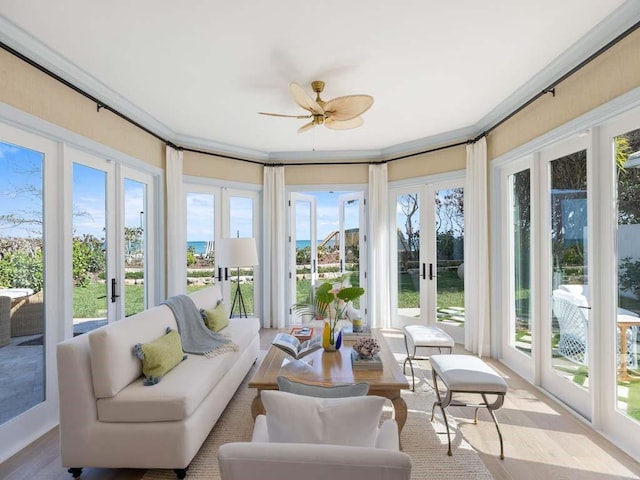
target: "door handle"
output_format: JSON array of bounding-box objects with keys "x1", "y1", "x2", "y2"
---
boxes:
[
  {"x1": 428, "y1": 263, "x2": 436, "y2": 280},
  {"x1": 224, "y1": 267, "x2": 229, "y2": 281},
  {"x1": 217, "y1": 267, "x2": 223, "y2": 282},
  {"x1": 110, "y1": 278, "x2": 120, "y2": 303},
  {"x1": 421, "y1": 263, "x2": 426, "y2": 280},
  {"x1": 313, "y1": 259, "x2": 316, "y2": 274}
]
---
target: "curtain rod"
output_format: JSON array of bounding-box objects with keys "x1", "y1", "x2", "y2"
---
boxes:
[{"x1": 1, "y1": 18, "x2": 639, "y2": 166}]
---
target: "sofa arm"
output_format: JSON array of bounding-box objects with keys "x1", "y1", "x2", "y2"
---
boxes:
[
  {"x1": 57, "y1": 334, "x2": 99, "y2": 465},
  {"x1": 217, "y1": 442, "x2": 412, "y2": 480},
  {"x1": 250, "y1": 414, "x2": 269, "y2": 442},
  {"x1": 375, "y1": 418, "x2": 400, "y2": 450}
]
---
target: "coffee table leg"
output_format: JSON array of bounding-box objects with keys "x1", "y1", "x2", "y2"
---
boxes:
[{"x1": 251, "y1": 390, "x2": 265, "y2": 419}]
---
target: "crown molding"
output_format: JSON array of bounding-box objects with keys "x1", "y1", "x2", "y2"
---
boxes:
[{"x1": 174, "y1": 133, "x2": 269, "y2": 161}]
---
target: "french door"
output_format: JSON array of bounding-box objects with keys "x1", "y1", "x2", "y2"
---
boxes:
[
  {"x1": 0, "y1": 123, "x2": 60, "y2": 462},
  {"x1": 289, "y1": 193, "x2": 318, "y2": 315},
  {"x1": 391, "y1": 177, "x2": 465, "y2": 343},
  {"x1": 538, "y1": 135, "x2": 592, "y2": 419},
  {"x1": 184, "y1": 183, "x2": 260, "y2": 316},
  {"x1": 288, "y1": 190, "x2": 367, "y2": 325},
  {"x1": 68, "y1": 147, "x2": 158, "y2": 332}
]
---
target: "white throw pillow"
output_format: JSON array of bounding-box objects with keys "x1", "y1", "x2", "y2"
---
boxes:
[{"x1": 261, "y1": 390, "x2": 385, "y2": 447}]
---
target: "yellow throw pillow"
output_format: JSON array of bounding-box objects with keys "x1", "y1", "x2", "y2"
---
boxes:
[
  {"x1": 201, "y1": 302, "x2": 229, "y2": 332},
  {"x1": 133, "y1": 328, "x2": 186, "y2": 385}
]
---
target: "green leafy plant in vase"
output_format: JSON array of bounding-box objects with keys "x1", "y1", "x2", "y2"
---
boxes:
[{"x1": 314, "y1": 281, "x2": 365, "y2": 351}]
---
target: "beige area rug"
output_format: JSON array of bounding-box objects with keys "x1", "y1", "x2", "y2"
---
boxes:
[{"x1": 142, "y1": 352, "x2": 494, "y2": 480}]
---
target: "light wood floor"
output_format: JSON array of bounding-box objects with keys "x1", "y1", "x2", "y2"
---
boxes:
[{"x1": 1, "y1": 328, "x2": 640, "y2": 480}]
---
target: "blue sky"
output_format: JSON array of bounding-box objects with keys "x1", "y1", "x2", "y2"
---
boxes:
[
  {"x1": 2, "y1": 141, "x2": 359, "y2": 243},
  {"x1": 0, "y1": 141, "x2": 43, "y2": 238},
  {"x1": 1, "y1": 141, "x2": 146, "y2": 240}
]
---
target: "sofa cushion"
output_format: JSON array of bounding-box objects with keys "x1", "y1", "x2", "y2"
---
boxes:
[
  {"x1": 96, "y1": 315, "x2": 260, "y2": 422},
  {"x1": 97, "y1": 349, "x2": 236, "y2": 422},
  {"x1": 89, "y1": 285, "x2": 225, "y2": 399},
  {"x1": 262, "y1": 390, "x2": 385, "y2": 447},
  {"x1": 134, "y1": 328, "x2": 186, "y2": 384},
  {"x1": 89, "y1": 305, "x2": 178, "y2": 398},
  {"x1": 201, "y1": 301, "x2": 229, "y2": 332}
]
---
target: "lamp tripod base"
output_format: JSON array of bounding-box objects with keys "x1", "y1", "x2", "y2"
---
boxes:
[{"x1": 230, "y1": 267, "x2": 248, "y2": 318}]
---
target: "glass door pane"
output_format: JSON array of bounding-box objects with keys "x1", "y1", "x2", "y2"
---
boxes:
[
  {"x1": 511, "y1": 169, "x2": 532, "y2": 355},
  {"x1": 339, "y1": 193, "x2": 365, "y2": 309},
  {"x1": 123, "y1": 178, "x2": 146, "y2": 316},
  {"x1": 72, "y1": 163, "x2": 110, "y2": 334},
  {"x1": 549, "y1": 149, "x2": 589, "y2": 390},
  {"x1": 396, "y1": 192, "x2": 421, "y2": 320},
  {"x1": 290, "y1": 194, "x2": 317, "y2": 323},
  {"x1": 434, "y1": 187, "x2": 465, "y2": 328},
  {"x1": 185, "y1": 192, "x2": 215, "y2": 293},
  {"x1": 228, "y1": 195, "x2": 255, "y2": 317},
  {"x1": 0, "y1": 140, "x2": 45, "y2": 424},
  {"x1": 615, "y1": 128, "x2": 640, "y2": 420}
]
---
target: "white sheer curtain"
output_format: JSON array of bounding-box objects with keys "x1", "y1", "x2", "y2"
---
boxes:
[
  {"x1": 464, "y1": 137, "x2": 490, "y2": 356},
  {"x1": 262, "y1": 165, "x2": 286, "y2": 328},
  {"x1": 166, "y1": 145, "x2": 186, "y2": 297},
  {"x1": 368, "y1": 164, "x2": 391, "y2": 328}
]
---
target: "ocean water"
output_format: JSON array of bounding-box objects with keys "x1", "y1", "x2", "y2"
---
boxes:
[
  {"x1": 188, "y1": 240, "x2": 313, "y2": 254},
  {"x1": 187, "y1": 241, "x2": 208, "y2": 255}
]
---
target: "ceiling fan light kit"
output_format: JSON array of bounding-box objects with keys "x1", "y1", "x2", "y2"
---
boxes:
[{"x1": 259, "y1": 80, "x2": 373, "y2": 133}]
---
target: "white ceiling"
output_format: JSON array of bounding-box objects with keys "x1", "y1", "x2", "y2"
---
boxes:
[{"x1": 0, "y1": 0, "x2": 638, "y2": 161}]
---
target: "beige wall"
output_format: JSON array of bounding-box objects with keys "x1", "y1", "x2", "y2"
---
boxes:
[
  {"x1": 388, "y1": 145, "x2": 466, "y2": 181},
  {"x1": 285, "y1": 162, "x2": 368, "y2": 185},
  {"x1": 183, "y1": 150, "x2": 262, "y2": 184},
  {"x1": 488, "y1": 28, "x2": 640, "y2": 160},
  {"x1": 0, "y1": 49, "x2": 165, "y2": 167}
]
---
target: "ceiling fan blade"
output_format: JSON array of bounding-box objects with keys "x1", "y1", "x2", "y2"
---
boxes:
[
  {"x1": 323, "y1": 95, "x2": 373, "y2": 121},
  {"x1": 297, "y1": 121, "x2": 317, "y2": 133},
  {"x1": 258, "y1": 111, "x2": 312, "y2": 119},
  {"x1": 325, "y1": 116, "x2": 364, "y2": 130},
  {"x1": 289, "y1": 83, "x2": 324, "y2": 115}
]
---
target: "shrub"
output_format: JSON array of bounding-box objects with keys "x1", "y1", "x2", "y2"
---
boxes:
[
  {"x1": 619, "y1": 257, "x2": 640, "y2": 298},
  {"x1": 0, "y1": 250, "x2": 43, "y2": 291}
]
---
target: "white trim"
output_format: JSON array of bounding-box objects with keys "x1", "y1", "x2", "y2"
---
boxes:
[
  {"x1": 388, "y1": 169, "x2": 465, "y2": 189},
  {"x1": 183, "y1": 174, "x2": 262, "y2": 192}
]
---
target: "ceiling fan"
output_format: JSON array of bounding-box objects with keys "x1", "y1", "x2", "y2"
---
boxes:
[{"x1": 259, "y1": 81, "x2": 374, "y2": 133}]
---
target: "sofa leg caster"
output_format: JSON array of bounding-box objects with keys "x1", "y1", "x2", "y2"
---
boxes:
[
  {"x1": 68, "y1": 467, "x2": 83, "y2": 478},
  {"x1": 174, "y1": 467, "x2": 189, "y2": 479}
]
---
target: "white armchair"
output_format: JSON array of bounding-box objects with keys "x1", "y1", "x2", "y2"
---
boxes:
[{"x1": 217, "y1": 391, "x2": 412, "y2": 480}]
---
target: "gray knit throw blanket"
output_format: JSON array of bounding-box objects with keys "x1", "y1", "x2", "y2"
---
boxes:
[{"x1": 162, "y1": 295, "x2": 238, "y2": 358}]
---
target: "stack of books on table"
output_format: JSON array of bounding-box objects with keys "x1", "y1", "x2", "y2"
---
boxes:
[
  {"x1": 342, "y1": 325, "x2": 371, "y2": 340},
  {"x1": 350, "y1": 350, "x2": 383, "y2": 370},
  {"x1": 289, "y1": 326, "x2": 314, "y2": 341}
]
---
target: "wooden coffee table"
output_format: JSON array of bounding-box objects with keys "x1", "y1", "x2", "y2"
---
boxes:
[{"x1": 248, "y1": 329, "x2": 410, "y2": 438}]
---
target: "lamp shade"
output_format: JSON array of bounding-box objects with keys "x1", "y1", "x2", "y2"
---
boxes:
[{"x1": 218, "y1": 237, "x2": 259, "y2": 267}]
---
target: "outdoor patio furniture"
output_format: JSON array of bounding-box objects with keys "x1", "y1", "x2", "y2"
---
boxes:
[
  {"x1": 0, "y1": 296, "x2": 10, "y2": 347},
  {"x1": 552, "y1": 289, "x2": 638, "y2": 368},
  {"x1": 10, "y1": 290, "x2": 44, "y2": 337}
]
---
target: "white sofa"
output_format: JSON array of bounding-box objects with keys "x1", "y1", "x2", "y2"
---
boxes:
[{"x1": 57, "y1": 285, "x2": 260, "y2": 479}]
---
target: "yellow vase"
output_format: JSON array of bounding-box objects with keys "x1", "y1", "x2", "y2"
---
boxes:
[{"x1": 322, "y1": 322, "x2": 341, "y2": 351}]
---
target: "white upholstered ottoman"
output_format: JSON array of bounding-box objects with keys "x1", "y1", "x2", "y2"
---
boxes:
[
  {"x1": 402, "y1": 325, "x2": 454, "y2": 391},
  {"x1": 429, "y1": 354, "x2": 507, "y2": 459}
]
